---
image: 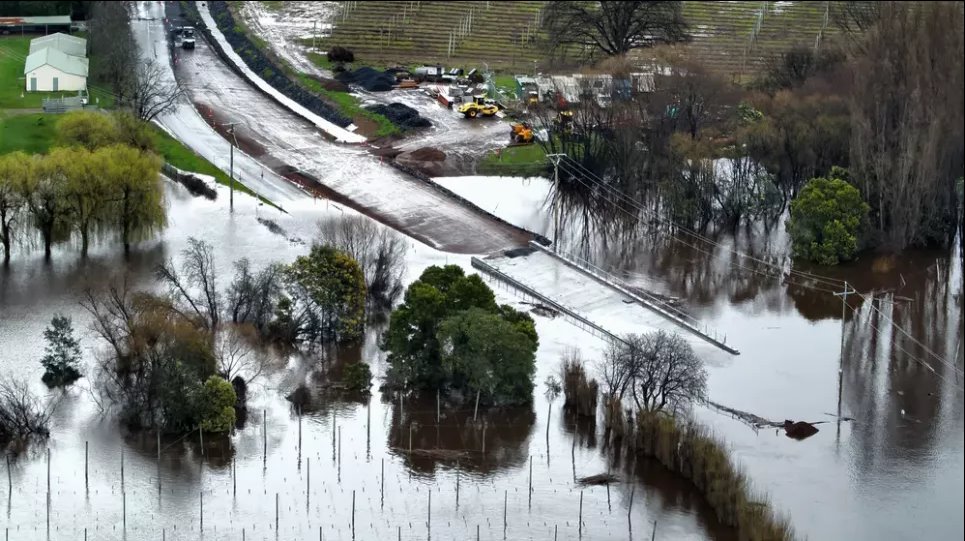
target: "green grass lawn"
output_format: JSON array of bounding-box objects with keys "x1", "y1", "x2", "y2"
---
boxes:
[
  {"x1": 0, "y1": 36, "x2": 114, "y2": 110},
  {"x1": 477, "y1": 142, "x2": 548, "y2": 176},
  {"x1": 0, "y1": 112, "x2": 57, "y2": 154}
]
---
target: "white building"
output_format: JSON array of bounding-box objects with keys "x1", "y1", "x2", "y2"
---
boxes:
[
  {"x1": 29, "y1": 33, "x2": 87, "y2": 57},
  {"x1": 23, "y1": 33, "x2": 88, "y2": 92}
]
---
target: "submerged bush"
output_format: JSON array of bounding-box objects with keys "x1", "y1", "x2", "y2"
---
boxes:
[
  {"x1": 561, "y1": 350, "x2": 598, "y2": 418},
  {"x1": 634, "y1": 413, "x2": 794, "y2": 540},
  {"x1": 342, "y1": 361, "x2": 372, "y2": 394}
]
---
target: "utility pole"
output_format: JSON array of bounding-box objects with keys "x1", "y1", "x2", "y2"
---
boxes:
[
  {"x1": 221, "y1": 122, "x2": 240, "y2": 212},
  {"x1": 832, "y1": 281, "x2": 855, "y2": 427},
  {"x1": 546, "y1": 153, "x2": 565, "y2": 246}
]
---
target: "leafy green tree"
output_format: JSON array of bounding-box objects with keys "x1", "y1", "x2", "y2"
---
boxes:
[
  {"x1": 285, "y1": 245, "x2": 366, "y2": 343},
  {"x1": 788, "y1": 171, "x2": 870, "y2": 265},
  {"x1": 437, "y1": 308, "x2": 537, "y2": 404},
  {"x1": 196, "y1": 376, "x2": 237, "y2": 433},
  {"x1": 53, "y1": 146, "x2": 109, "y2": 256},
  {"x1": 383, "y1": 265, "x2": 539, "y2": 403},
  {"x1": 94, "y1": 145, "x2": 165, "y2": 254},
  {"x1": 40, "y1": 314, "x2": 83, "y2": 387},
  {"x1": 22, "y1": 153, "x2": 72, "y2": 260},
  {"x1": 342, "y1": 362, "x2": 373, "y2": 394},
  {"x1": 56, "y1": 110, "x2": 120, "y2": 151},
  {"x1": 0, "y1": 152, "x2": 33, "y2": 265}
]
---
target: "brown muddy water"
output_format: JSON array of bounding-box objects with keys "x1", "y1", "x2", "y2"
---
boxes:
[
  {"x1": 555, "y1": 208, "x2": 964, "y2": 541},
  {"x1": 1, "y1": 183, "x2": 736, "y2": 540},
  {"x1": 1, "y1": 180, "x2": 962, "y2": 540}
]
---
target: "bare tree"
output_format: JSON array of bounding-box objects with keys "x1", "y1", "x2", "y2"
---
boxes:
[
  {"x1": 88, "y1": 1, "x2": 137, "y2": 101},
  {"x1": 0, "y1": 376, "x2": 57, "y2": 443},
  {"x1": 849, "y1": 1, "x2": 965, "y2": 249},
  {"x1": 602, "y1": 330, "x2": 706, "y2": 413},
  {"x1": 123, "y1": 59, "x2": 186, "y2": 122},
  {"x1": 214, "y1": 324, "x2": 269, "y2": 384},
  {"x1": 226, "y1": 258, "x2": 285, "y2": 332},
  {"x1": 155, "y1": 237, "x2": 220, "y2": 330},
  {"x1": 315, "y1": 215, "x2": 408, "y2": 309},
  {"x1": 543, "y1": 1, "x2": 689, "y2": 58}
]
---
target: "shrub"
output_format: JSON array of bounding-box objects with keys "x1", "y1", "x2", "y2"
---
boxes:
[
  {"x1": 342, "y1": 361, "x2": 372, "y2": 394},
  {"x1": 327, "y1": 46, "x2": 355, "y2": 64},
  {"x1": 197, "y1": 376, "x2": 237, "y2": 433},
  {"x1": 788, "y1": 171, "x2": 870, "y2": 265},
  {"x1": 561, "y1": 349, "x2": 598, "y2": 417}
]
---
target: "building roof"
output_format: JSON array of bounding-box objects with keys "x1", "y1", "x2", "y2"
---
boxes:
[
  {"x1": 24, "y1": 47, "x2": 89, "y2": 78},
  {"x1": 29, "y1": 33, "x2": 87, "y2": 58},
  {"x1": 0, "y1": 15, "x2": 72, "y2": 26}
]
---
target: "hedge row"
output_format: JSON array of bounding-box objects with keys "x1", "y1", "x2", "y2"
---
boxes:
[{"x1": 206, "y1": 1, "x2": 353, "y2": 128}]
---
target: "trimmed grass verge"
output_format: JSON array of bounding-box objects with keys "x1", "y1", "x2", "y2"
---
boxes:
[
  {"x1": 477, "y1": 143, "x2": 548, "y2": 177},
  {"x1": 295, "y1": 74, "x2": 399, "y2": 138},
  {"x1": 148, "y1": 125, "x2": 281, "y2": 210}
]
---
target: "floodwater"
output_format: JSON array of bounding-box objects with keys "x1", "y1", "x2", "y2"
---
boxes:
[
  {"x1": 0, "y1": 182, "x2": 736, "y2": 540},
  {"x1": 1, "y1": 2, "x2": 960, "y2": 540}
]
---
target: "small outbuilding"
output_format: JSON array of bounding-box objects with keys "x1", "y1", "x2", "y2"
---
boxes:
[{"x1": 24, "y1": 46, "x2": 88, "y2": 92}]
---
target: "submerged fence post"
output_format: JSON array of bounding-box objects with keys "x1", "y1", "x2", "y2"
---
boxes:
[
  {"x1": 199, "y1": 491, "x2": 203, "y2": 532},
  {"x1": 84, "y1": 441, "x2": 88, "y2": 489},
  {"x1": 381, "y1": 458, "x2": 385, "y2": 508},
  {"x1": 528, "y1": 455, "x2": 533, "y2": 509},
  {"x1": 427, "y1": 489, "x2": 431, "y2": 536},
  {"x1": 263, "y1": 410, "x2": 267, "y2": 465},
  {"x1": 455, "y1": 462, "x2": 460, "y2": 508},
  {"x1": 628, "y1": 486, "x2": 635, "y2": 533},
  {"x1": 275, "y1": 492, "x2": 279, "y2": 531},
  {"x1": 306, "y1": 457, "x2": 310, "y2": 508},
  {"x1": 578, "y1": 490, "x2": 583, "y2": 537},
  {"x1": 352, "y1": 489, "x2": 357, "y2": 536},
  {"x1": 503, "y1": 489, "x2": 508, "y2": 535}
]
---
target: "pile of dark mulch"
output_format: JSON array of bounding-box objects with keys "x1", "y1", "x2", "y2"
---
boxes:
[
  {"x1": 407, "y1": 146, "x2": 446, "y2": 161},
  {"x1": 365, "y1": 103, "x2": 431, "y2": 130},
  {"x1": 336, "y1": 67, "x2": 397, "y2": 92}
]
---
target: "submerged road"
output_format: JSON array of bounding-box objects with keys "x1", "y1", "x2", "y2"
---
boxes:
[{"x1": 134, "y1": 1, "x2": 530, "y2": 253}]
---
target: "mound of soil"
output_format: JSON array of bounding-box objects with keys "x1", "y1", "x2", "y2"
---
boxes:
[
  {"x1": 336, "y1": 67, "x2": 397, "y2": 92},
  {"x1": 783, "y1": 420, "x2": 819, "y2": 440},
  {"x1": 395, "y1": 146, "x2": 458, "y2": 177},
  {"x1": 366, "y1": 102, "x2": 431, "y2": 130},
  {"x1": 408, "y1": 147, "x2": 446, "y2": 161}
]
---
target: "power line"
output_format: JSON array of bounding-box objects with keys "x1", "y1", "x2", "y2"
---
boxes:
[
  {"x1": 552, "y1": 160, "x2": 842, "y2": 295},
  {"x1": 854, "y1": 291, "x2": 963, "y2": 376},
  {"x1": 558, "y1": 155, "x2": 847, "y2": 288},
  {"x1": 846, "y1": 301, "x2": 963, "y2": 391}
]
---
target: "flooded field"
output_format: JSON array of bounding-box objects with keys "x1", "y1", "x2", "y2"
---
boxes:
[
  {"x1": 1, "y1": 183, "x2": 736, "y2": 540},
  {"x1": 2, "y1": 2, "x2": 961, "y2": 540}
]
